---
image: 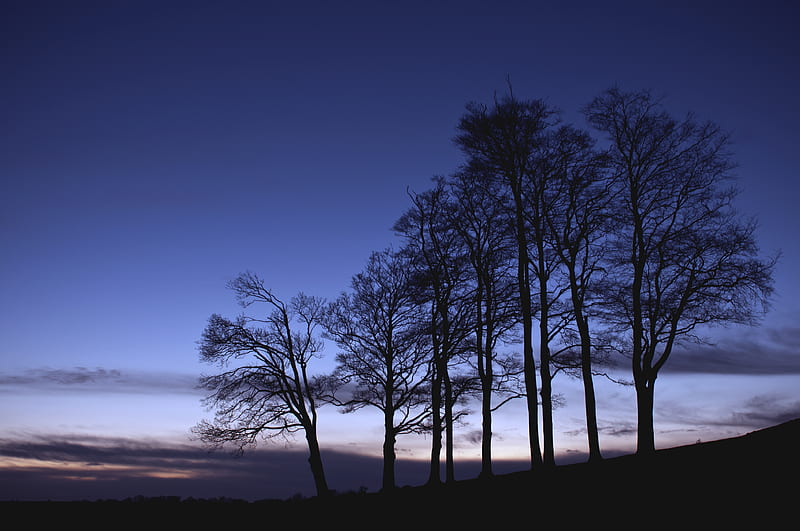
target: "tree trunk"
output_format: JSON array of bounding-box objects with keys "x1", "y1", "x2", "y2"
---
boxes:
[
  {"x1": 521, "y1": 264, "x2": 542, "y2": 468},
  {"x1": 579, "y1": 327, "x2": 602, "y2": 462},
  {"x1": 538, "y1": 254, "x2": 555, "y2": 467},
  {"x1": 513, "y1": 186, "x2": 542, "y2": 469},
  {"x1": 630, "y1": 186, "x2": 653, "y2": 454},
  {"x1": 479, "y1": 317, "x2": 494, "y2": 478},
  {"x1": 475, "y1": 276, "x2": 494, "y2": 478},
  {"x1": 444, "y1": 368, "x2": 455, "y2": 483},
  {"x1": 427, "y1": 342, "x2": 443, "y2": 485},
  {"x1": 439, "y1": 302, "x2": 456, "y2": 484},
  {"x1": 571, "y1": 276, "x2": 601, "y2": 462},
  {"x1": 635, "y1": 374, "x2": 657, "y2": 454},
  {"x1": 480, "y1": 370, "x2": 493, "y2": 477},
  {"x1": 382, "y1": 418, "x2": 397, "y2": 491},
  {"x1": 305, "y1": 427, "x2": 330, "y2": 497}
]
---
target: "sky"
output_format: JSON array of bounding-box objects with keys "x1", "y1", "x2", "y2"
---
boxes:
[{"x1": 2, "y1": 0, "x2": 799, "y2": 501}]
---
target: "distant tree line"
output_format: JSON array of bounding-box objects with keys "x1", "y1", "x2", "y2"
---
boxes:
[{"x1": 194, "y1": 86, "x2": 776, "y2": 497}]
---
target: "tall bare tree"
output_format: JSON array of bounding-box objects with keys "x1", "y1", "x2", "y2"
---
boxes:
[
  {"x1": 447, "y1": 169, "x2": 523, "y2": 477},
  {"x1": 454, "y1": 92, "x2": 557, "y2": 468},
  {"x1": 523, "y1": 124, "x2": 579, "y2": 467},
  {"x1": 324, "y1": 248, "x2": 432, "y2": 491},
  {"x1": 543, "y1": 125, "x2": 615, "y2": 462},
  {"x1": 584, "y1": 88, "x2": 776, "y2": 453},
  {"x1": 394, "y1": 183, "x2": 473, "y2": 485},
  {"x1": 194, "y1": 272, "x2": 331, "y2": 497}
]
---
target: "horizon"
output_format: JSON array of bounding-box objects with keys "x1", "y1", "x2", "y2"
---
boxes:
[
  {"x1": 2, "y1": 414, "x2": 795, "y2": 503},
  {"x1": 2, "y1": 1, "x2": 799, "y2": 502}
]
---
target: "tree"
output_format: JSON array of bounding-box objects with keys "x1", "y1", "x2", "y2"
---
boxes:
[
  {"x1": 447, "y1": 169, "x2": 523, "y2": 477},
  {"x1": 584, "y1": 88, "x2": 777, "y2": 453},
  {"x1": 324, "y1": 248, "x2": 432, "y2": 491},
  {"x1": 523, "y1": 123, "x2": 580, "y2": 467},
  {"x1": 194, "y1": 272, "x2": 332, "y2": 496},
  {"x1": 455, "y1": 91, "x2": 558, "y2": 468},
  {"x1": 394, "y1": 183, "x2": 474, "y2": 485},
  {"x1": 543, "y1": 124, "x2": 615, "y2": 462}
]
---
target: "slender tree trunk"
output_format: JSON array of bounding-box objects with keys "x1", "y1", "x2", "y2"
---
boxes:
[
  {"x1": 427, "y1": 334, "x2": 443, "y2": 485},
  {"x1": 444, "y1": 369, "x2": 455, "y2": 483},
  {"x1": 305, "y1": 426, "x2": 330, "y2": 497},
  {"x1": 480, "y1": 302, "x2": 495, "y2": 479},
  {"x1": 539, "y1": 315, "x2": 554, "y2": 466},
  {"x1": 427, "y1": 368, "x2": 443, "y2": 485},
  {"x1": 569, "y1": 271, "x2": 602, "y2": 462},
  {"x1": 577, "y1": 318, "x2": 602, "y2": 462},
  {"x1": 438, "y1": 303, "x2": 456, "y2": 484},
  {"x1": 475, "y1": 275, "x2": 494, "y2": 478},
  {"x1": 513, "y1": 187, "x2": 542, "y2": 469},
  {"x1": 630, "y1": 186, "x2": 653, "y2": 455},
  {"x1": 538, "y1": 247, "x2": 555, "y2": 467},
  {"x1": 383, "y1": 358, "x2": 396, "y2": 491},
  {"x1": 480, "y1": 380, "x2": 493, "y2": 477},
  {"x1": 382, "y1": 413, "x2": 397, "y2": 491}
]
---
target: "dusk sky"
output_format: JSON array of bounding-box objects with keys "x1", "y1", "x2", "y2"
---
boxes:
[{"x1": 2, "y1": 1, "x2": 799, "y2": 501}]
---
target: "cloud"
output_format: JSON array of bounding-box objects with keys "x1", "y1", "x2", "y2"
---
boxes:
[
  {"x1": 664, "y1": 325, "x2": 800, "y2": 375},
  {"x1": 598, "y1": 422, "x2": 637, "y2": 438},
  {"x1": 0, "y1": 367, "x2": 201, "y2": 396},
  {"x1": 724, "y1": 395, "x2": 800, "y2": 429},
  {"x1": 0, "y1": 432, "x2": 537, "y2": 502},
  {"x1": 602, "y1": 324, "x2": 800, "y2": 376},
  {"x1": 0, "y1": 433, "x2": 368, "y2": 501}
]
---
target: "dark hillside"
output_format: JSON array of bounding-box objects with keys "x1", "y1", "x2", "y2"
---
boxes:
[
  {"x1": 317, "y1": 418, "x2": 799, "y2": 526},
  {"x1": 6, "y1": 419, "x2": 798, "y2": 528}
]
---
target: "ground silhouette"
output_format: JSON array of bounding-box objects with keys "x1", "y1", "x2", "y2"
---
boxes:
[{"x1": 5, "y1": 418, "x2": 798, "y2": 527}]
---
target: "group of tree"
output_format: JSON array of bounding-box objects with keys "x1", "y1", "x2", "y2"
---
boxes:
[{"x1": 194, "y1": 86, "x2": 776, "y2": 497}]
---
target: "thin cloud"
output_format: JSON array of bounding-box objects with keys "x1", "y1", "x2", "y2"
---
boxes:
[
  {"x1": 0, "y1": 367, "x2": 202, "y2": 395},
  {"x1": 664, "y1": 327, "x2": 800, "y2": 375},
  {"x1": 603, "y1": 324, "x2": 800, "y2": 375},
  {"x1": 598, "y1": 422, "x2": 637, "y2": 438},
  {"x1": 0, "y1": 432, "x2": 534, "y2": 502},
  {"x1": 646, "y1": 387, "x2": 800, "y2": 444},
  {"x1": 725, "y1": 395, "x2": 800, "y2": 428},
  {"x1": 0, "y1": 433, "x2": 365, "y2": 501},
  {"x1": 766, "y1": 326, "x2": 800, "y2": 350}
]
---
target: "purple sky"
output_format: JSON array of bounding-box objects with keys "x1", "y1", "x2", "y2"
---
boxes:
[{"x1": 2, "y1": 0, "x2": 799, "y2": 501}]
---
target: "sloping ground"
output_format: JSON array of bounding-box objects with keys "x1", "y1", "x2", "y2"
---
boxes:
[
  {"x1": 6, "y1": 419, "x2": 799, "y2": 528},
  {"x1": 307, "y1": 418, "x2": 800, "y2": 526}
]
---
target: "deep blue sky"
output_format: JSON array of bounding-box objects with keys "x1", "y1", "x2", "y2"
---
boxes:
[{"x1": 2, "y1": 0, "x2": 799, "y2": 501}]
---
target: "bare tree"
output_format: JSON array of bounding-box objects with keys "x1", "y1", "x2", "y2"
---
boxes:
[
  {"x1": 584, "y1": 88, "x2": 777, "y2": 453},
  {"x1": 324, "y1": 248, "x2": 432, "y2": 491},
  {"x1": 194, "y1": 272, "x2": 332, "y2": 496},
  {"x1": 447, "y1": 169, "x2": 523, "y2": 477},
  {"x1": 394, "y1": 183, "x2": 474, "y2": 485},
  {"x1": 523, "y1": 124, "x2": 579, "y2": 467},
  {"x1": 543, "y1": 124, "x2": 615, "y2": 462},
  {"x1": 455, "y1": 91, "x2": 558, "y2": 468}
]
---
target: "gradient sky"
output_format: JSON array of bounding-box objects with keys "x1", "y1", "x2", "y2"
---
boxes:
[{"x1": 2, "y1": 0, "x2": 799, "y2": 501}]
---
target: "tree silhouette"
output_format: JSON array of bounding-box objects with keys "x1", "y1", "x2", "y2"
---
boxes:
[
  {"x1": 324, "y1": 248, "x2": 432, "y2": 491},
  {"x1": 541, "y1": 124, "x2": 615, "y2": 462},
  {"x1": 194, "y1": 272, "x2": 332, "y2": 496},
  {"x1": 394, "y1": 184, "x2": 474, "y2": 484},
  {"x1": 584, "y1": 87, "x2": 777, "y2": 453},
  {"x1": 194, "y1": 84, "x2": 780, "y2": 499},
  {"x1": 454, "y1": 92, "x2": 558, "y2": 468},
  {"x1": 522, "y1": 119, "x2": 580, "y2": 467},
  {"x1": 447, "y1": 169, "x2": 523, "y2": 477}
]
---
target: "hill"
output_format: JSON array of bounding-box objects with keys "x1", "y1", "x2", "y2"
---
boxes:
[
  {"x1": 315, "y1": 418, "x2": 799, "y2": 526},
  {"x1": 5, "y1": 419, "x2": 798, "y2": 527}
]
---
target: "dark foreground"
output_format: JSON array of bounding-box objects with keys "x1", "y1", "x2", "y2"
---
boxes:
[{"x1": 5, "y1": 419, "x2": 798, "y2": 527}]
